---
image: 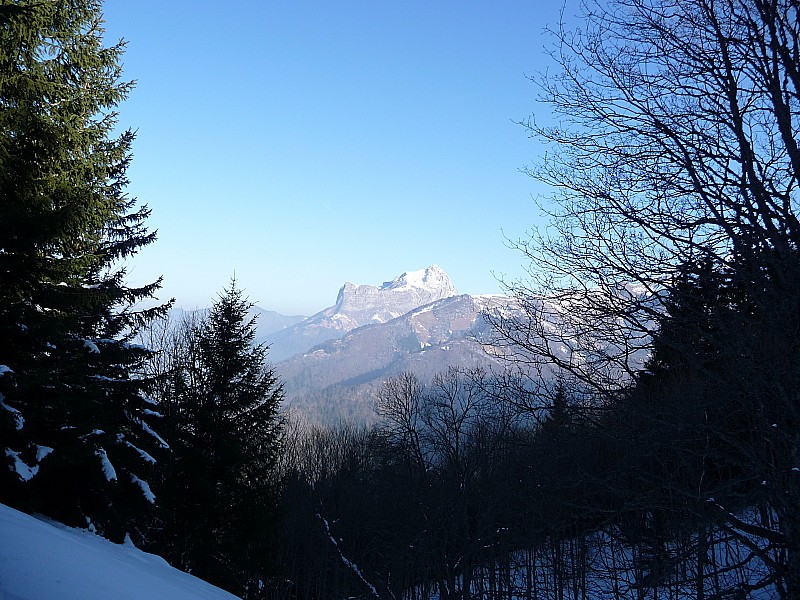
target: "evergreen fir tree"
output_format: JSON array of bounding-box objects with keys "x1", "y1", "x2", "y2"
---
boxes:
[
  {"x1": 0, "y1": 1, "x2": 169, "y2": 542},
  {"x1": 155, "y1": 281, "x2": 284, "y2": 596},
  {"x1": 644, "y1": 257, "x2": 729, "y2": 377}
]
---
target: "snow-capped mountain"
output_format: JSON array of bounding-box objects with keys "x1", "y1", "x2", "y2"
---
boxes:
[
  {"x1": 334, "y1": 264, "x2": 458, "y2": 326},
  {"x1": 262, "y1": 265, "x2": 459, "y2": 362},
  {"x1": 274, "y1": 292, "x2": 521, "y2": 424}
]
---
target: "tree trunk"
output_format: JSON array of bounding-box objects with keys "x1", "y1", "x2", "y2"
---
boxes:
[{"x1": 696, "y1": 525, "x2": 706, "y2": 600}]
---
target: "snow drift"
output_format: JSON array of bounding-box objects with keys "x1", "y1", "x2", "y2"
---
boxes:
[{"x1": 0, "y1": 503, "x2": 238, "y2": 600}]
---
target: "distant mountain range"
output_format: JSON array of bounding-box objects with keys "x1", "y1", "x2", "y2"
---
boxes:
[
  {"x1": 259, "y1": 265, "x2": 459, "y2": 362},
  {"x1": 248, "y1": 306, "x2": 307, "y2": 338},
  {"x1": 250, "y1": 265, "x2": 521, "y2": 424},
  {"x1": 164, "y1": 266, "x2": 648, "y2": 424},
  {"x1": 169, "y1": 305, "x2": 306, "y2": 338}
]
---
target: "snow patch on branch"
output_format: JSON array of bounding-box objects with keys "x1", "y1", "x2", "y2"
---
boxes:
[
  {"x1": 5, "y1": 448, "x2": 38, "y2": 481},
  {"x1": 117, "y1": 434, "x2": 156, "y2": 463},
  {"x1": 95, "y1": 447, "x2": 117, "y2": 481},
  {"x1": 122, "y1": 342, "x2": 150, "y2": 351},
  {"x1": 130, "y1": 473, "x2": 156, "y2": 503},
  {"x1": 36, "y1": 445, "x2": 53, "y2": 462},
  {"x1": 0, "y1": 394, "x2": 24, "y2": 430},
  {"x1": 138, "y1": 420, "x2": 169, "y2": 449},
  {"x1": 139, "y1": 391, "x2": 157, "y2": 405},
  {"x1": 80, "y1": 429, "x2": 105, "y2": 439}
]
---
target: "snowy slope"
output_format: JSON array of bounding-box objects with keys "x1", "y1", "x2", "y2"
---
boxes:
[{"x1": 0, "y1": 503, "x2": 239, "y2": 600}]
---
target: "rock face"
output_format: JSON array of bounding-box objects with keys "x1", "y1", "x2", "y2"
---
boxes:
[
  {"x1": 334, "y1": 264, "x2": 459, "y2": 325},
  {"x1": 262, "y1": 265, "x2": 459, "y2": 362}
]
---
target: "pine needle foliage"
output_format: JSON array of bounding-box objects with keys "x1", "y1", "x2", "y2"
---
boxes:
[
  {"x1": 0, "y1": 0, "x2": 169, "y2": 542},
  {"x1": 155, "y1": 281, "x2": 284, "y2": 596}
]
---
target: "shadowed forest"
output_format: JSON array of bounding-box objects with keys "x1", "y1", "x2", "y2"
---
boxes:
[{"x1": 2, "y1": 0, "x2": 800, "y2": 598}]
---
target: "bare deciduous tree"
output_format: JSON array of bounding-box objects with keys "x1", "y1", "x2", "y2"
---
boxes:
[
  {"x1": 495, "y1": 0, "x2": 800, "y2": 596},
  {"x1": 498, "y1": 0, "x2": 800, "y2": 392}
]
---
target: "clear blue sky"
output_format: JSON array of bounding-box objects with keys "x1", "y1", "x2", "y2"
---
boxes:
[{"x1": 102, "y1": 1, "x2": 570, "y2": 315}]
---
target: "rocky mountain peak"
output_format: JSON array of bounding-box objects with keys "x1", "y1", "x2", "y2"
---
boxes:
[
  {"x1": 263, "y1": 265, "x2": 460, "y2": 362},
  {"x1": 333, "y1": 265, "x2": 458, "y2": 319},
  {"x1": 379, "y1": 264, "x2": 458, "y2": 295}
]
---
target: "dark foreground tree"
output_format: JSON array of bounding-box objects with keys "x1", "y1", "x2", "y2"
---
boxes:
[
  {"x1": 494, "y1": 0, "x2": 800, "y2": 596},
  {"x1": 0, "y1": 0, "x2": 169, "y2": 542},
  {"x1": 152, "y1": 283, "x2": 284, "y2": 597}
]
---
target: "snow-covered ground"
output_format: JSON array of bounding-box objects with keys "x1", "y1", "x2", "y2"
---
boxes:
[{"x1": 0, "y1": 503, "x2": 239, "y2": 599}]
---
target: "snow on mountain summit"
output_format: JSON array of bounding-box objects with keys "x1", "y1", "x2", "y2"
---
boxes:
[
  {"x1": 379, "y1": 264, "x2": 458, "y2": 296},
  {"x1": 262, "y1": 265, "x2": 460, "y2": 361},
  {"x1": 334, "y1": 265, "x2": 458, "y2": 321}
]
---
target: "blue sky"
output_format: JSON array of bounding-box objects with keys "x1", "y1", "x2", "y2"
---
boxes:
[{"x1": 103, "y1": 2, "x2": 570, "y2": 315}]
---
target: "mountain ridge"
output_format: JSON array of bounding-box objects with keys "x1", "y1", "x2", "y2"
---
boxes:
[{"x1": 261, "y1": 265, "x2": 460, "y2": 362}]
